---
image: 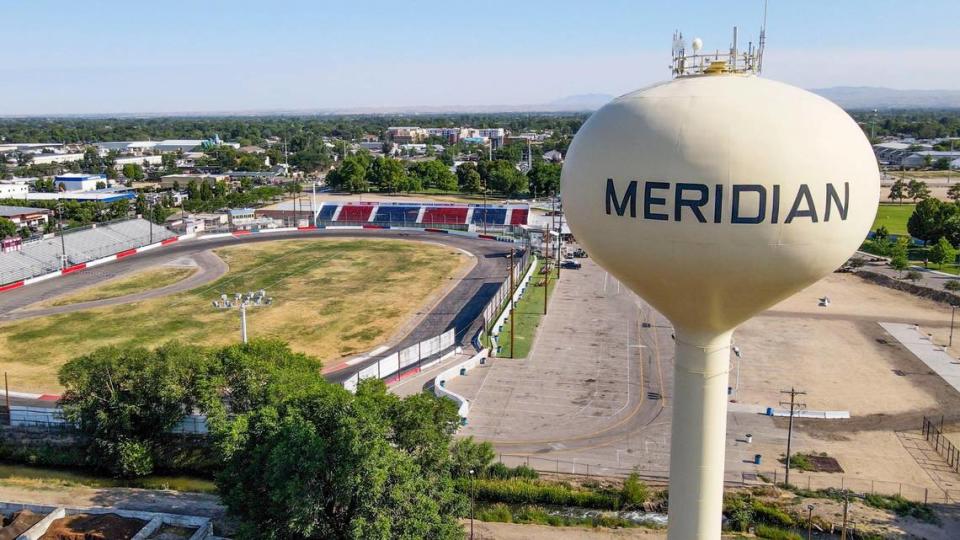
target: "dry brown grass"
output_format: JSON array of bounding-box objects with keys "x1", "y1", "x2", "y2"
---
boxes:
[
  {"x1": 36, "y1": 266, "x2": 197, "y2": 308},
  {"x1": 0, "y1": 238, "x2": 470, "y2": 392}
]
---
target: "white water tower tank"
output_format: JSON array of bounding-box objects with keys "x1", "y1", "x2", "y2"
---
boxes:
[{"x1": 561, "y1": 73, "x2": 879, "y2": 539}]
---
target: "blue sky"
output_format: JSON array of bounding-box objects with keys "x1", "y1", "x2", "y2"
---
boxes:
[{"x1": 2, "y1": 0, "x2": 958, "y2": 115}]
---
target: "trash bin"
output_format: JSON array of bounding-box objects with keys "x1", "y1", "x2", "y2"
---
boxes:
[
  {"x1": 459, "y1": 368, "x2": 467, "y2": 376},
  {"x1": 746, "y1": 434, "x2": 753, "y2": 444},
  {"x1": 766, "y1": 407, "x2": 774, "y2": 416},
  {"x1": 727, "y1": 386, "x2": 733, "y2": 395},
  {"x1": 439, "y1": 380, "x2": 446, "y2": 388},
  {"x1": 754, "y1": 454, "x2": 762, "y2": 465},
  {"x1": 460, "y1": 417, "x2": 468, "y2": 426}
]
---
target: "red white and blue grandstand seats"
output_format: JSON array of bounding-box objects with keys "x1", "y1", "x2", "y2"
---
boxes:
[{"x1": 316, "y1": 202, "x2": 529, "y2": 228}]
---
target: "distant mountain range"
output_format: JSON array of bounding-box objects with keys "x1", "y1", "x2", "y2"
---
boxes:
[
  {"x1": 810, "y1": 87, "x2": 960, "y2": 110},
  {"x1": 4, "y1": 87, "x2": 958, "y2": 119}
]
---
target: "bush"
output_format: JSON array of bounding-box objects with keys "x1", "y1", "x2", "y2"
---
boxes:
[
  {"x1": 751, "y1": 500, "x2": 794, "y2": 527},
  {"x1": 905, "y1": 270, "x2": 923, "y2": 282},
  {"x1": 620, "y1": 472, "x2": 649, "y2": 509},
  {"x1": 477, "y1": 503, "x2": 513, "y2": 523},
  {"x1": 780, "y1": 453, "x2": 814, "y2": 472},
  {"x1": 451, "y1": 436, "x2": 495, "y2": 478},
  {"x1": 724, "y1": 496, "x2": 754, "y2": 532},
  {"x1": 755, "y1": 524, "x2": 802, "y2": 540},
  {"x1": 863, "y1": 494, "x2": 939, "y2": 524},
  {"x1": 484, "y1": 462, "x2": 539, "y2": 480},
  {"x1": 945, "y1": 279, "x2": 960, "y2": 291},
  {"x1": 108, "y1": 439, "x2": 154, "y2": 478},
  {"x1": 465, "y1": 478, "x2": 620, "y2": 509}
]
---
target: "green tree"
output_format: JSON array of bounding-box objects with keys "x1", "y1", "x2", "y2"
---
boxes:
[
  {"x1": 457, "y1": 162, "x2": 483, "y2": 193},
  {"x1": 216, "y1": 378, "x2": 464, "y2": 539},
  {"x1": 888, "y1": 178, "x2": 906, "y2": 204},
  {"x1": 874, "y1": 225, "x2": 889, "y2": 241},
  {"x1": 0, "y1": 217, "x2": 17, "y2": 239},
  {"x1": 948, "y1": 184, "x2": 960, "y2": 203},
  {"x1": 411, "y1": 159, "x2": 457, "y2": 191},
  {"x1": 907, "y1": 178, "x2": 931, "y2": 202},
  {"x1": 450, "y1": 436, "x2": 495, "y2": 478},
  {"x1": 934, "y1": 157, "x2": 951, "y2": 171},
  {"x1": 122, "y1": 163, "x2": 144, "y2": 180},
  {"x1": 907, "y1": 197, "x2": 955, "y2": 245},
  {"x1": 481, "y1": 160, "x2": 526, "y2": 195},
  {"x1": 890, "y1": 237, "x2": 910, "y2": 277},
  {"x1": 929, "y1": 236, "x2": 956, "y2": 268},
  {"x1": 58, "y1": 342, "x2": 211, "y2": 477},
  {"x1": 367, "y1": 157, "x2": 408, "y2": 193},
  {"x1": 527, "y1": 162, "x2": 561, "y2": 198}
]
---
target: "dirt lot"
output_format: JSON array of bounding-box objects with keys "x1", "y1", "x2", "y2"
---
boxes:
[{"x1": 729, "y1": 271, "x2": 960, "y2": 491}]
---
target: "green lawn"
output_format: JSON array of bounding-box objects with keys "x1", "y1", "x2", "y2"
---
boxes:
[
  {"x1": 496, "y1": 259, "x2": 557, "y2": 359},
  {"x1": 872, "y1": 203, "x2": 915, "y2": 235}
]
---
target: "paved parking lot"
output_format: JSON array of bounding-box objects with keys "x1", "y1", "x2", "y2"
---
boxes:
[{"x1": 450, "y1": 253, "x2": 675, "y2": 476}]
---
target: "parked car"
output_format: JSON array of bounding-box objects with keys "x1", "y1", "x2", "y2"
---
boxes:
[
  {"x1": 572, "y1": 248, "x2": 588, "y2": 258},
  {"x1": 560, "y1": 260, "x2": 582, "y2": 269}
]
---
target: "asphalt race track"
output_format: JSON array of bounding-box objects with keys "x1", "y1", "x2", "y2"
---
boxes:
[{"x1": 0, "y1": 229, "x2": 513, "y2": 401}]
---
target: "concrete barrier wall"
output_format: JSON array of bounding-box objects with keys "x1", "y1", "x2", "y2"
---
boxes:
[{"x1": 433, "y1": 348, "x2": 488, "y2": 418}]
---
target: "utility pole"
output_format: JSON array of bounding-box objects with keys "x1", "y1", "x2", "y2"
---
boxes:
[
  {"x1": 840, "y1": 491, "x2": 849, "y2": 540},
  {"x1": 780, "y1": 387, "x2": 807, "y2": 487},
  {"x1": 806, "y1": 504, "x2": 814, "y2": 540},
  {"x1": 508, "y1": 250, "x2": 515, "y2": 358},
  {"x1": 4, "y1": 372, "x2": 9, "y2": 422},
  {"x1": 57, "y1": 196, "x2": 67, "y2": 269},
  {"x1": 556, "y1": 197, "x2": 563, "y2": 279},
  {"x1": 544, "y1": 231, "x2": 549, "y2": 315}
]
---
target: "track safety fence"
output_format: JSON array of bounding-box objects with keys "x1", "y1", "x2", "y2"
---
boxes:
[{"x1": 342, "y1": 328, "x2": 457, "y2": 392}]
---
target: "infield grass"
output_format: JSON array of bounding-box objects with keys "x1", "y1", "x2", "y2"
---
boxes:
[
  {"x1": 39, "y1": 266, "x2": 197, "y2": 307},
  {"x1": 0, "y1": 238, "x2": 469, "y2": 392}
]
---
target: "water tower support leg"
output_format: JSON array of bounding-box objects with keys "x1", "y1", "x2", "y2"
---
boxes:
[{"x1": 667, "y1": 329, "x2": 733, "y2": 540}]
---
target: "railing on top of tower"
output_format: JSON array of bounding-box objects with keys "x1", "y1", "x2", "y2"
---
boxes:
[{"x1": 671, "y1": 19, "x2": 767, "y2": 78}]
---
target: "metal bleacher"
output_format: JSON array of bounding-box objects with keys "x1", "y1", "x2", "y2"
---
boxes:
[{"x1": 0, "y1": 218, "x2": 175, "y2": 286}]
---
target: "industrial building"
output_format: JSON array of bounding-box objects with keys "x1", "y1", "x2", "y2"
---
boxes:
[
  {"x1": 54, "y1": 173, "x2": 106, "y2": 192},
  {"x1": 0, "y1": 205, "x2": 53, "y2": 229},
  {"x1": 900, "y1": 150, "x2": 960, "y2": 169}
]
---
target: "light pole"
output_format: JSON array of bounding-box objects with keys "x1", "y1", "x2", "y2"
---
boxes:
[
  {"x1": 732, "y1": 345, "x2": 742, "y2": 396},
  {"x1": 469, "y1": 469, "x2": 475, "y2": 540},
  {"x1": 950, "y1": 305, "x2": 956, "y2": 347},
  {"x1": 807, "y1": 504, "x2": 815, "y2": 540},
  {"x1": 213, "y1": 290, "x2": 272, "y2": 343},
  {"x1": 508, "y1": 251, "x2": 515, "y2": 358}
]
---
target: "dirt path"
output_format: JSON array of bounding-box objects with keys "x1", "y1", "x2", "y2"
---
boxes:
[
  {"x1": 0, "y1": 484, "x2": 225, "y2": 518},
  {"x1": 0, "y1": 251, "x2": 228, "y2": 322}
]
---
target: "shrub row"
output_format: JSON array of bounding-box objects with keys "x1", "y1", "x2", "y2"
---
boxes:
[
  {"x1": 463, "y1": 478, "x2": 620, "y2": 510},
  {"x1": 476, "y1": 503, "x2": 640, "y2": 529}
]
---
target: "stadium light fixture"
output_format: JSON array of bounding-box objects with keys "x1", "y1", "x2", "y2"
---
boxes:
[{"x1": 212, "y1": 289, "x2": 272, "y2": 343}]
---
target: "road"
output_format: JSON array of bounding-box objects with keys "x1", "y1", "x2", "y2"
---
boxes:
[{"x1": 0, "y1": 229, "x2": 512, "y2": 403}]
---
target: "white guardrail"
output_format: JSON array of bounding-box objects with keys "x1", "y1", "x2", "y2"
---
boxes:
[{"x1": 434, "y1": 348, "x2": 489, "y2": 419}]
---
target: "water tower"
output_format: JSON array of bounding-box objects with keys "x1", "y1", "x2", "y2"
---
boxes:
[{"x1": 561, "y1": 25, "x2": 879, "y2": 540}]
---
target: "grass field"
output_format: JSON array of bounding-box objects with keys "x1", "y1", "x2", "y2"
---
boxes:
[
  {"x1": 39, "y1": 266, "x2": 197, "y2": 307},
  {"x1": 0, "y1": 238, "x2": 469, "y2": 392},
  {"x1": 872, "y1": 203, "x2": 915, "y2": 235},
  {"x1": 0, "y1": 463, "x2": 216, "y2": 493},
  {"x1": 496, "y1": 259, "x2": 557, "y2": 359}
]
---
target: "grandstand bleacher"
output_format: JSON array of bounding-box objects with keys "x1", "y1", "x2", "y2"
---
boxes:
[
  {"x1": 422, "y1": 207, "x2": 468, "y2": 225},
  {"x1": 373, "y1": 205, "x2": 420, "y2": 224},
  {"x1": 0, "y1": 219, "x2": 175, "y2": 285},
  {"x1": 336, "y1": 205, "x2": 375, "y2": 222},
  {"x1": 315, "y1": 202, "x2": 529, "y2": 230},
  {"x1": 471, "y1": 208, "x2": 507, "y2": 225}
]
